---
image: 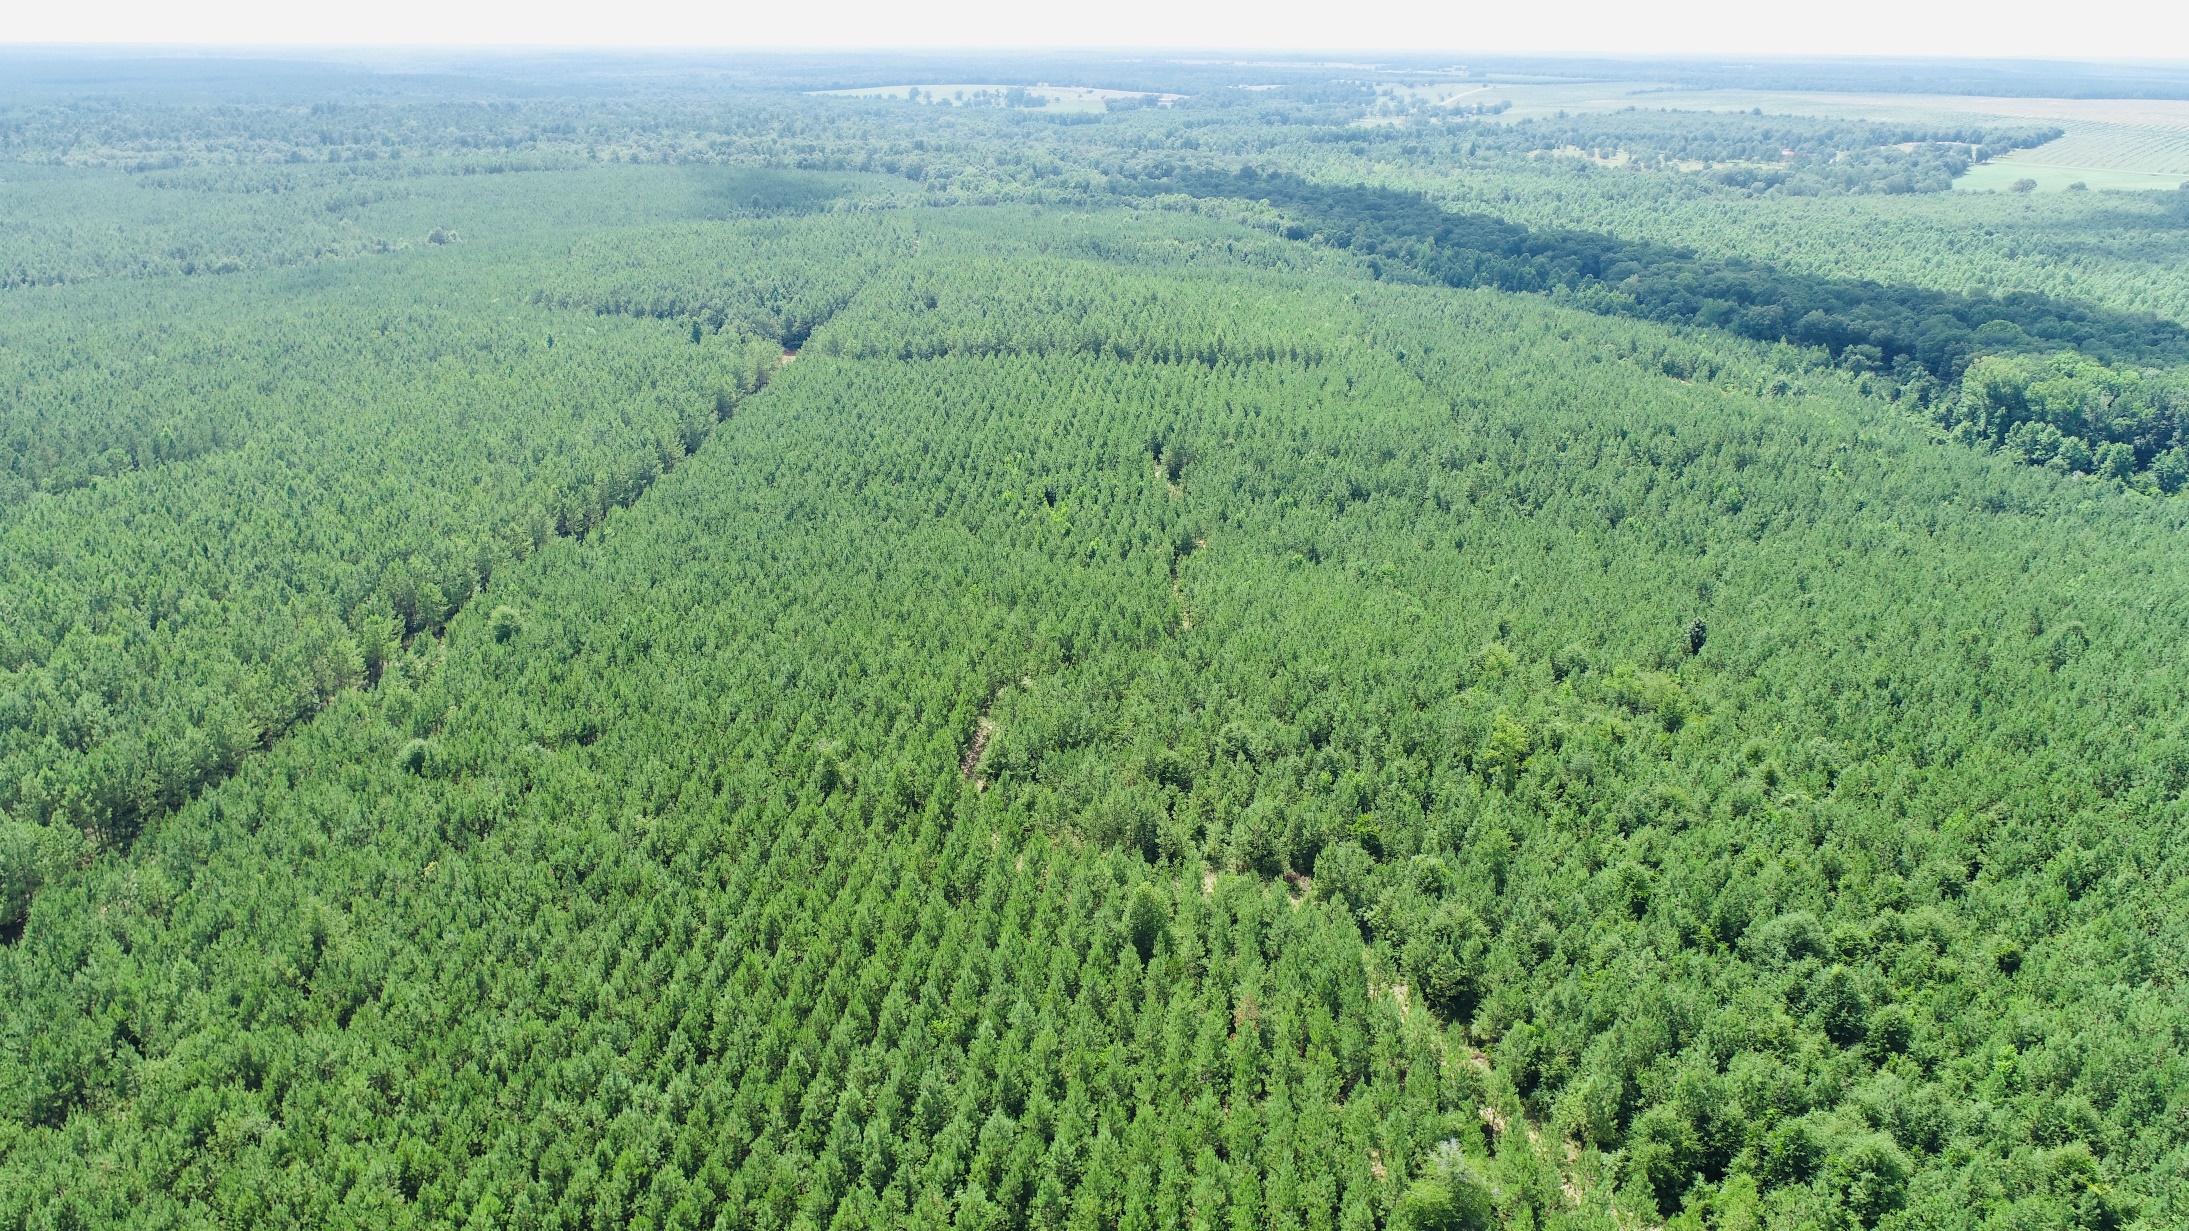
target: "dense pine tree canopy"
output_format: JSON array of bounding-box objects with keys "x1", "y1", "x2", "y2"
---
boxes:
[{"x1": 1, "y1": 52, "x2": 2185, "y2": 1231}]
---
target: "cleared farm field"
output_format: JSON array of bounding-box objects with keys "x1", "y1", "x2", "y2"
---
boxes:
[
  {"x1": 1973, "y1": 120, "x2": 2189, "y2": 176},
  {"x1": 1956, "y1": 160, "x2": 2189, "y2": 192},
  {"x1": 1955, "y1": 123, "x2": 2189, "y2": 191}
]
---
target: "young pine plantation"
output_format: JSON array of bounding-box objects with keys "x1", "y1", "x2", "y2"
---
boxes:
[{"x1": 0, "y1": 60, "x2": 2185, "y2": 1231}]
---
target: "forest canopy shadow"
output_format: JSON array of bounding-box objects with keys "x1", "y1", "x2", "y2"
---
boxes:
[{"x1": 696, "y1": 168, "x2": 901, "y2": 217}]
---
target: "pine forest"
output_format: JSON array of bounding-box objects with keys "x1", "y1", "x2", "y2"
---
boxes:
[{"x1": 0, "y1": 49, "x2": 2186, "y2": 1231}]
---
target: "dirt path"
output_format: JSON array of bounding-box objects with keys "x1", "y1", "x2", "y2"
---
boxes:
[{"x1": 960, "y1": 716, "x2": 995, "y2": 784}]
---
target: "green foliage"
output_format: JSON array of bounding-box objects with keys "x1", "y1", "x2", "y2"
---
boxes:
[
  {"x1": 1402, "y1": 902, "x2": 1489, "y2": 1020},
  {"x1": 1141, "y1": 169, "x2": 2189, "y2": 384},
  {"x1": 1396, "y1": 1148, "x2": 1496, "y2": 1231},
  {"x1": 534, "y1": 212, "x2": 917, "y2": 346},
  {"x1": 0, "y1": 74, "x2": 2186, "y2": 1231},
  {"x1": 0, "y1": 204, "x2": 790, "y2": 847},
  {"x1": 1943, "y1": 351, "x2": 2189, "y2": 485},
  {"x1": 1123, "y1": 881, "x2": 1169, "y2": 961},
  {"x1": 0, "y1": 821, "x2": 76, "y2": 940},
  {"x1": 1822, "y1": 1132, "x2": 1912, "y2": 1227},
  {"x1": 485, "y1": 605, "x2": 523, "y2": 644}
]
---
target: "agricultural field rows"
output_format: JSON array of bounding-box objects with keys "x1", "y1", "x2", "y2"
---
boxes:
[{"x1": 1988, "y1": 123, "x2": 2189, "y2": 177}]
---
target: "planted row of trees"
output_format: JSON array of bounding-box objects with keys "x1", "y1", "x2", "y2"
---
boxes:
[{"x1": 0, "y1": 221, "x2": 788, "y2": 848}]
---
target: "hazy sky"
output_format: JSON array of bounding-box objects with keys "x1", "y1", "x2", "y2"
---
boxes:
[{"x1": 5, "y1": 0, "x2": 2185, "y2": 60}]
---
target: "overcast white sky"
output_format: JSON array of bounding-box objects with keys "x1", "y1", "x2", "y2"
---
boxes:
[{"x1": 5, "y1": 0, "x2": 2185, "y2": 61}]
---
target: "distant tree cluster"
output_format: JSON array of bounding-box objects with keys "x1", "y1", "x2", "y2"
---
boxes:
[
  {"x1": 1944, "y1": 353, "x2": 2189, "y2": 487},
  {"x1": 1449, "y1": 110, "x2": 2061, "y2": 196}
]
